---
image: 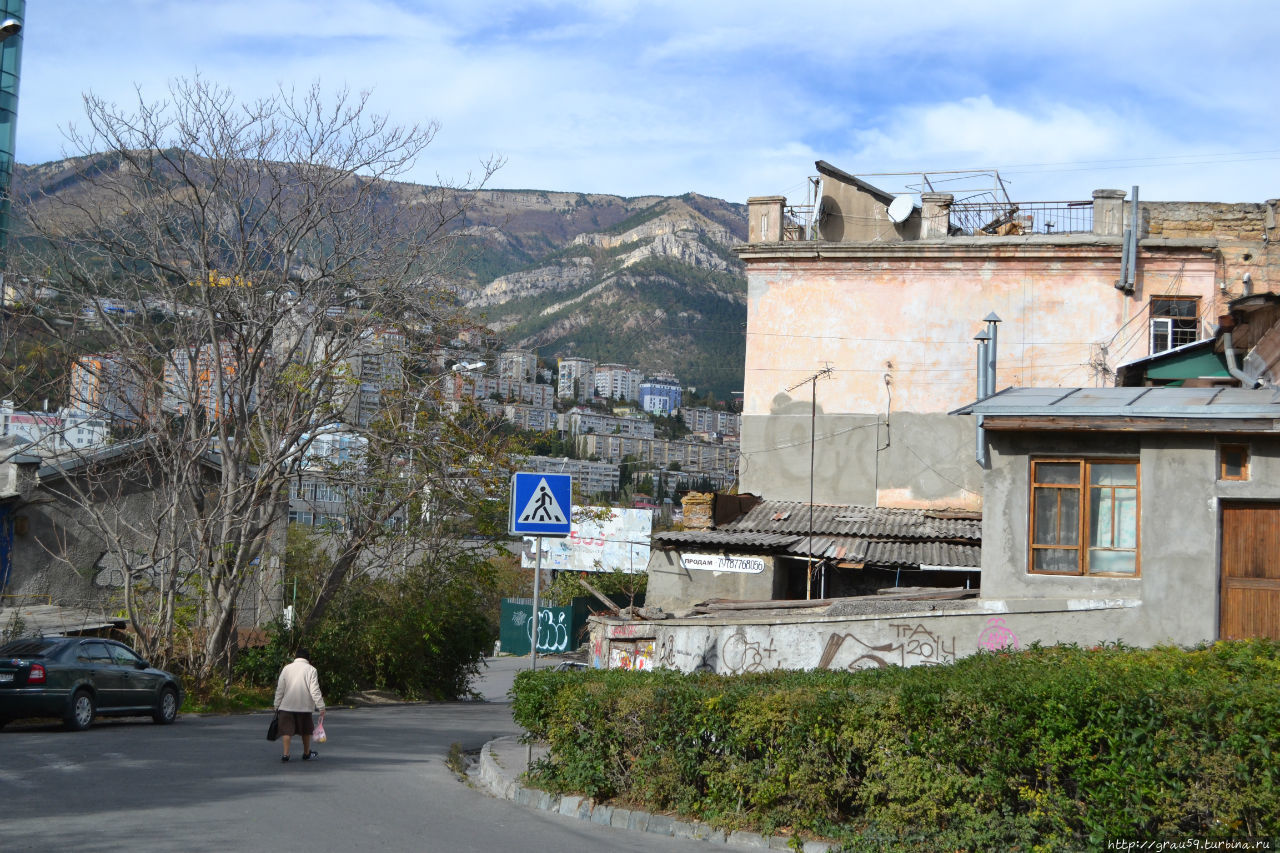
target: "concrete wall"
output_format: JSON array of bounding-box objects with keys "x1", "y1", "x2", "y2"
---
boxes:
[
  {"x1": 7, "y1": 473, "x2": 165, "y2": 608},
  {"x1": 739, "y1": 409, "x2": 982, "y2": 509},
  {"x1": 589, "y1": 597, "x2": 1149, "y2": 674},
  {"x1": 646, "y1": 549, "x2": 784, "y2": 613},
  {"x1": 817, "y1": 180, "x2": 921, "y2": 243},
  {"x1": 737, "y1": 239, "x2": 1221, "y2": 507},
  {"x1": 6, "y1": 466, "x2": 284, "y2": 627},
  {"x1": 981, "y1": 429, "x2": 1280, "y2": 646}
]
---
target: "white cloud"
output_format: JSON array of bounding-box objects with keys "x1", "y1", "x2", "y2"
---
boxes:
[{"x1": 12, "y1": 0, "x2": 1280, "y2": 203}]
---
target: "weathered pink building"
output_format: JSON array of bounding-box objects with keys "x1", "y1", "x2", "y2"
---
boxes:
[{"x1": 737, "y1": 164, "x2": 1275, "y2": 510}]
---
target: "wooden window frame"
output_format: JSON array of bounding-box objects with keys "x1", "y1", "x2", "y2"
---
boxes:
[
  {"x1": 1028, "y1": 457, "x2": 1141, "y2": 577},
  {"x1": 1218, "y1": 444, "x2": 1250, "y2": 481}
]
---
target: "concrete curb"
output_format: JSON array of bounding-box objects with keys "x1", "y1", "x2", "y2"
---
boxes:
[{"x1": 471, "y1": 736, "x2": 834, "y2": 852}]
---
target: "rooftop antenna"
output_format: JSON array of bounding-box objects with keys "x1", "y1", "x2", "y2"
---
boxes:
[{"x1": 887, "y1": 196, "x2": 914, "y2": 224}]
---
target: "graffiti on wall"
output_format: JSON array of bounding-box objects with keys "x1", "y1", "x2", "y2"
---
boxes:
[
  {"x1": 649, "y1": 628, "x2": 777, "y2": 675},
  {"x1": 655, "y1": 630, "x2": 720, "y2": 673},
  {"x1": 610, "y1": 640, "x2": 655, "y2": 671},
  {"x1": 976, "y1": 617, "x2": 1019, "y2": 651},
  {"x1": 526, "y1": 608, "x2": 571, "y2": 653},
  {"x1": 91, "y1": 552, "x2": 167, "y2": 589},
  {"x1": 819, "y1": 622, "x2": 957, "y2": 671},
  {"x1": 721, "y1": 629, "x2": 777, "y2": 674}
]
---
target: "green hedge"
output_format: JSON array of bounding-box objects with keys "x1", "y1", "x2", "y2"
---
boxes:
[{"x1": 511, "y1": 641, "x2": 1280, "y2": 851}]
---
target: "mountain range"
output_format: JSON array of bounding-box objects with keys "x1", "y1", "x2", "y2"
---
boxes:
[{"x1": 11, "y1": 160, "x2": 749, "y2": 400}]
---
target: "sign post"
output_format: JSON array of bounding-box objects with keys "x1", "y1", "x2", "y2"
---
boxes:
[{"x1": 509, "y1": 473, "x2": 572, "y2": 672}]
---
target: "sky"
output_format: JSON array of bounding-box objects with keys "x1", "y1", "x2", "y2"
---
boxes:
[{"x1": 14, "y1": 1, "x2": 1280, "y2": 206}]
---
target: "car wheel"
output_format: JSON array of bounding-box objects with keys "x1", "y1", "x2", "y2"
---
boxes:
[
  {"x1": 153, "y1": 686, "x2": 178, "y2": 724},
  {"x1": 65, "y1": 689, "x2": 95, "y2": 731}
]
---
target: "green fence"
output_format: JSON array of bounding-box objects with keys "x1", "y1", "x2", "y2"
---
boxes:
[{"x1": 499, "y1": 594, "x2": 644, "y2": 656}]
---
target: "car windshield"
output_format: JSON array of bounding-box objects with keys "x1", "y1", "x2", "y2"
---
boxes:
[{"x1": 0, "y1": 638, "x2": 64, "y2": 658}]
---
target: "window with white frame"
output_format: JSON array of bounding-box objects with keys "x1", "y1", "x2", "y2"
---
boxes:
[{"x1": 1149, "y1": 296, "x2": 1200, "y2": 354}]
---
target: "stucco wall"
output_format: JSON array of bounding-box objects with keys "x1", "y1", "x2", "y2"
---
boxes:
[
  {"x1": 737, "y1": 239, "x2": 1220, "y2": 508},
  {"x1": 646, "y1": 549, "x2": 783, "y2": 613},
  {"x1": 980, "y1": 430, "x2": 1280, "y2": 646},
  {"x1": 7, "y1": 476, "x2": 160, "y2": 608},
  {"x1": 6, "y1": 466, "x2": 284, "y2": 627},
  {"x1": 739, "y1": 409, "x2": 982, "y2": 508}
]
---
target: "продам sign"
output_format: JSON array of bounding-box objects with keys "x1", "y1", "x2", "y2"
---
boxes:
[{"x1": 680, "y1": 554, "x2": 766, "y2": 574}]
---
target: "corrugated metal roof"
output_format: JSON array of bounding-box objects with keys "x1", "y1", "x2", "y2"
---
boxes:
[
  {"x1": 783, "y1": 537, "x2": 981, "y2": 568},
  {"x1": 655, "y1": 499, "x2": 981, "y2": 569},
  {"x1": 953, "y1": 386, "x2": 1280, "y2": 419},
  {"x1": 653, "y1": 530, "x2": 801, "y2": 548},
  {"x1": 729, "y1": 501, "x2": 980, "y2": 540}
]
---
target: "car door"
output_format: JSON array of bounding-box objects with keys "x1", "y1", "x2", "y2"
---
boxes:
[
  {"x1": 75, "y1": 640, "x2": 125, "y2": 709},
  {"x1": 106, "y1": 642, "x2": 156, "y2": 708}
]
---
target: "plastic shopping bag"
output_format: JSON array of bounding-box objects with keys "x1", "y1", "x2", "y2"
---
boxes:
[{"x1": 314, "y1": 720, "x2": 327, "y2": 743}]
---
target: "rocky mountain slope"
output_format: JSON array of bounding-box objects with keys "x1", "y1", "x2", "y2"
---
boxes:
[
  {"x1": 12, "y1": 159, "x2": 749, "y2": 399},
  {"x1": 454, "y1": 192, "x2": 747, "y2": 397}
]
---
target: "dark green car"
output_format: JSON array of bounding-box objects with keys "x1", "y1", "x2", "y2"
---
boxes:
[{"x1": 0, "y1": 637, "x2": 183, "y2": 731}]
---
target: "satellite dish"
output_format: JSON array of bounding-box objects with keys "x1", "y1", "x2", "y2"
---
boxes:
[{"x1": 887, "y1": 195, "x2": 914, "y2": 224}]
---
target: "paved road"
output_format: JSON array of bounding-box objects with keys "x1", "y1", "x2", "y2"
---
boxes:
[{"x1": 0, "y1": 658, "x2": 695, "y2": 853}]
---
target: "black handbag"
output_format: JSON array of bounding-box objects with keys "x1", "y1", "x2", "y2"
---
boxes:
[{"x1": 266, "y1": 713, "x2": 280, "y2": 741}]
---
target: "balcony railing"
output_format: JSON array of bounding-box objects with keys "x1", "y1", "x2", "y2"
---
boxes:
[{"x1": 948, "y1": 200, "x2": 1093, "y2": 236}]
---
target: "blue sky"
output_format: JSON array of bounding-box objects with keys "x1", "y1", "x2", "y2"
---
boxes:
[{"x1": 16, "y1": 1, "x2": 1280, "y2": 205}]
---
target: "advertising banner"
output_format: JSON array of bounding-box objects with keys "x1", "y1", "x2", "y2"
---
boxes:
[{"x1": 521, "y1": 505, "x2": 652, "y2": 573}]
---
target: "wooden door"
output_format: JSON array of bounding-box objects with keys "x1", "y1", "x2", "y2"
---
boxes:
[{"x1": 1220, "y1": 502, "x2": 1280, "y2": 640}]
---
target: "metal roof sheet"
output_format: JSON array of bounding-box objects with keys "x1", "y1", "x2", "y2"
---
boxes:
[
  {"x1": 728, "y1": 501, "x2": 980, "y2": 541},
  {"x1": 953, "y1": 386, "x2": 1280, "y2": 419},
  {"x1": 783, "y1": 538, "x2": 981, "y2": 568},
  {"x1": 653, "y1": 530, "x2": 801, "y2": 549},
  {"x1": 655, "y1": 500, "x2": 981, "y2": 569}
]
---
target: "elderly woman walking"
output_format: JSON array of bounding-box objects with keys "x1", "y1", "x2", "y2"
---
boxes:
[{"x1": 274, "y1": 647, "x2": 326, "y2": 762}]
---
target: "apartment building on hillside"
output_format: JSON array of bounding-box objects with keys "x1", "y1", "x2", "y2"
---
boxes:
[
  {"x1": 563, "y1": 407, "x2": 655, "y2": 439},
  {"x1": 69, "y1": 353, "x2": 148, "y2": 424},
  {"x1": 681, "y1": 406, "x2": 740, "y2": 436},
  {"x1": 557, "y1": 356, "x2": 596, "y2": 401},
  {"x1": 639, "y1": 375, "x2": 682, "y2": 415},
  {"x1": 594, "y1": 363, "x2": 644, "y2": 401}
]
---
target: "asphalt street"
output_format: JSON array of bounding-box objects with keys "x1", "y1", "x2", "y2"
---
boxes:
[{"x1": 0, "y1": 657, "x2": 698, "y2": 853}]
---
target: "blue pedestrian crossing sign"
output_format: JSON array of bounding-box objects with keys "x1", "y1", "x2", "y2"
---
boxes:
[{"x1": 509, "y1": 472, "x2": 572, "y2": 537}]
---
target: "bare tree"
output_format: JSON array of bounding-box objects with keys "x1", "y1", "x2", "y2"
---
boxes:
[{"x1": 13, "y1": 78, "x2": 506, "y2": 683}]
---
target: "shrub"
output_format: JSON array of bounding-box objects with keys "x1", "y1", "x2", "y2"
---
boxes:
[
  {"x1": 235, "y1": 555, "x2": 494, "y2": 703},
  {"x1": 512, "y1": 641, "x2": 1280, "y2": 850}
]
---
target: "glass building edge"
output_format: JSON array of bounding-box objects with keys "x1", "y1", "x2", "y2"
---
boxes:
[{"x1": 0, "y1": 0, "x2": 22, "y2": 270}]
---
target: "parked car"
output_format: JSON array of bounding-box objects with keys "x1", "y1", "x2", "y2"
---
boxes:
[{"x1": 0, "y1": 637, "x2": 183, "y2": 731}]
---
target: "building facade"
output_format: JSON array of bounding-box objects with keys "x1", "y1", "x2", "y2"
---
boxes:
[
  {"x1": 737, "y1": 169, "x2": 1274, "y2": 511},
  {"x1": 563, "y1": 407, "x2": 655, "y2": 438},
  {"x1": 69, "y1": 353, "x2": 147, "y2": 424},
  {"x1": 517, "y1": 454, "x2": 620, "y2": 497},
  {"x1": 594, "y1": 363, "x2": 644, "y2": 401},
  {"x1": 576, "y1": 433, "x2": 737, "y2": 477},
  {"x1": 681, "y1": 406, "x2": 740, "y2": 436},
  {"x1": 497, "y1": 349, "x2": 538, "y2": 384},
  {"x1": 557, "y1": 357, "x2": 596, "y2": 400},
  {"x1": 639, "y1": 376, "x2": 682, "y2": 415}
]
